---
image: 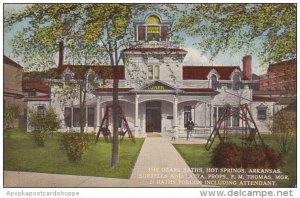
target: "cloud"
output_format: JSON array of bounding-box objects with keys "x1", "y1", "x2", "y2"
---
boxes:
[{"x1": 183, "y1": 47, "x2": 211, "y2": 66}]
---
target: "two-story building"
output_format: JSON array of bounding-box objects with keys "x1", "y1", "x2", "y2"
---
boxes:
[{"x1": 25, "y1": 13, "x2": 276, "y2": 137}]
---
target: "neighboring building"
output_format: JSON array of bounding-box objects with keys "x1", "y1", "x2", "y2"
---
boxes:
[
  {"x1": 3, "y1": 55, "x2": 26, "y2": 128},
  {"x1": 257, "y1": 59, "x2": 296, "y2": 112},
  {"x1": 24, "y1": 13, "x2": 276, "y2": 135},
  {"x1": 22, "y1": 79, "x2": 51, "y2": 131},
  {"x1": 259, "y1": 59, "x2": 296, "y2": 91}
]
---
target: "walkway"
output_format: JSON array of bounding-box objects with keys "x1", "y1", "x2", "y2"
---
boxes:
[{"x1": 4, "y1": 137, "x2": 205, "y2": 187}]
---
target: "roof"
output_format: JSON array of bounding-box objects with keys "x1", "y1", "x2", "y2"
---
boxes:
[
  {"x1": 123, "y1": 48, "x2": 187, "y2": 53},
  {"x1": 252, "y1": 96, "x2": 277, "y2": 102},
  {"x1": 95, "y1": 88, "x2": 133, "y2": 92},
  {"x1": 24, "y1": 94, "x2": 51, "y2": 101},
  {"x1": 182, "y1": 66, "x2": 249, "y2": 80},
  {"x1": 25, "y1": 95, "x2": 50, "y2": 99},
  {"x1": 3, "y1": 55, "x2": 23, "y2": 69},
  {"x1": 180, "y1": 88, "x2": 217, "y2": 93},
  {"x1": 268, "y1": 59, "x2": 296, "y2": 72},
  {"x1": 22, "y1": 79, "x2": 51, "y2": 94},
  {"x1": 51, "y1": 65, "x2": 125, "y2": 79}
]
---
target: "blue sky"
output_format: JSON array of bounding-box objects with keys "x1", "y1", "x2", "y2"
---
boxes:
[{"x1": 3, "y1": 4, "x2": 264, "y2": 75}]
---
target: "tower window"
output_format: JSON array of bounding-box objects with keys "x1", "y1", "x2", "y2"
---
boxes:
[{"x1": 138, "y1": 26, "x2": 146, "y2": 41}]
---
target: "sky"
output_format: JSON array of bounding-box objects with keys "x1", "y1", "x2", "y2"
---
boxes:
[{"x1": 3, "y1": 3, "x2": 264, "y2": 75}]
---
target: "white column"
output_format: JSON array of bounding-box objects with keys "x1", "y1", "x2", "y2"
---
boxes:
[
  {"x1": 96, "y1": 96, "x2": 101, "y2": 130},
  {"x1": 173, "y1": 96, "x2": 178, "y2": 138},
  {"x1": 204, "y1": 102, "x2": 207, "y2": 128},
  {"x1": 134, "y1": 95, "x2": 140, "y2": 136}
]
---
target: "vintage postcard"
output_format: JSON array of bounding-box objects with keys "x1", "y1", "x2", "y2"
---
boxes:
[{"x1": 2, "y1": 2, "x2": 297, "y2": 193}]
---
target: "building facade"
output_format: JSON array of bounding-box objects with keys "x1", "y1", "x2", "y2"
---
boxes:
[
  {"x1": 3, "y1": 55, "x2": 26, "y2": 128},
  {"x1": 25, "y1": 14, "x2": 275, "y2": 137},
  {"x1": 259, "y1": 59, "x2": 296, "y2": 91}
]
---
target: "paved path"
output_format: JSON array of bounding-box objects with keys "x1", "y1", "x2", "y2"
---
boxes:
[{"x1": 4, "y1": 137, "x2": 205, "y2": 187}]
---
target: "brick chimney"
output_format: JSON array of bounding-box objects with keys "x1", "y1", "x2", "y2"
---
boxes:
[
  {"x1": 242, "y1": 55, "x2": 252, "y2": 80},
  {"x1": 58, "y1": 41, "x2": 64, "y2": 67}
]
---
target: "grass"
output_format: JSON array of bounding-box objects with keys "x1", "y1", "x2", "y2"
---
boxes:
[
  {"x1": 174, "y1": 134, "x2": 296, "y2": 188},
  {"x1": 4, "y1": 128, "x2": 144, "y2": 179}
]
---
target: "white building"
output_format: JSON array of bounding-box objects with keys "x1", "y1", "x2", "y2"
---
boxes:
[{"x1": 24, "y1": 13, "x2": 276, "y2": 137}]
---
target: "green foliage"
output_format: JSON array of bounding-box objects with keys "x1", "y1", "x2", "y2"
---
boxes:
[
  {"x1": 211, "y1": 143, "x2": 282, "y2": 169},
  {"x1": 270, "y1": 110, "x2": 296, "y2": 154},
  {"x1": 61, "y1": 132, "x2": 92, "y2": 162},
  {"x1": 28, "y1": 108, "x2": 61, "y2": 146},
  {"x1": 4, "y1": 105, "x2": 20, "y2": 130},
  {"x1": 4, "y1": 128, "x2": 145, "y2": 179},
  {"x1": 176, "y1": 4, "x2": 296, "y2": 65}
]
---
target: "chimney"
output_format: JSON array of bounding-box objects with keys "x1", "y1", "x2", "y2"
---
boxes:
[
  {"x1": 58, "y1": 41, "x2": 64, "y2": 67},
  {"x1": 242, "y1": 55, "x2": 252, "y2": 80}
]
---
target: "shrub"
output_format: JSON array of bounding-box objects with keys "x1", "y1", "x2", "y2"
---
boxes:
[
  {"x1": 210, "y1": 143, "x2": 283, "y2": 169},
  {"x1": 210, "y1": 143, "x2": 242, "y2": 168},
  {"x1": 32, "y1": 130, "x2": 48, "y2": 146},
  {"x1": 28, "y1": 108, "x2": 61, "y2": 146},
  {"x1": 61, "y1": 132, "x2": 91, "y2": 162},
  {"x1": 242, "y1": 145, "x2": 268, "y2": 169},
  {"x1": 4, "y1": 105, "x2": 20, "y2": 130}
]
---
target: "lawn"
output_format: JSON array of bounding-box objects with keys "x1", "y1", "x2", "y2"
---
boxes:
[
  {"x1": 174, "y1": 134, "x2": 296, "y2": 188},
  {"x1": 4, "y1": 128, "x2": 144, "y2": 179}
]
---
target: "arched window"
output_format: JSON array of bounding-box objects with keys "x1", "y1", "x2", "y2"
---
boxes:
[
  {"x1": 211, "y1": 74, "x2": 218, "y2": 90},
  {"x1": 64, "y1": 73, "x2": 72, "y2": 81},
  {"x1": 146, "y1": 15, "x2": 160, "y2": 41},
  {"x1": 146, "y1": 15, "x2": 161, "y2": 23},
  {"x1": 137, "y1": 14, "x2": 170, "y2": 42},
  {"x1": 88, "y1": 74, "x2": 95, "y2": 84},
  {"x1": 232, "y1": 73, "x2": 241, "y2": 90}
]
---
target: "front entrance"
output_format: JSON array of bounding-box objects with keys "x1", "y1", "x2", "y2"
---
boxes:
[{"x1": 146, "y1": 101, "x2": 161, "y2": 132}]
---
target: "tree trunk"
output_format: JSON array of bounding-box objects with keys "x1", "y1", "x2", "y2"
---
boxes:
[
  {"x1": 79, "y1": 84, "x2": 84, "y2": 133},
  {"x1": 111, "y1": 76, "x2": 119, "y2": 168}
]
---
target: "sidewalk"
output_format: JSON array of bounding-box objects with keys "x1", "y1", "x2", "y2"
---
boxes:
[{"x1": 4, "y1": 137, "x2": 205, "y2": 187}]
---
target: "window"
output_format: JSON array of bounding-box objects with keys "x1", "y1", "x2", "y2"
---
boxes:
[
  {"x1": 64, "y1": 107, "x2": 71, "y2": 127},
  {"x1": 147, "y1": 26, "x2": 160, "y2": 41},
  {"x1": 232, "y1": 107, "x2": 240, "y2": 127},
  {"x1": 184, "y1": 106, "x2": 192, "y2": 128},
  {"x1": 213, "y1": 107, "x2": 217, "y2": 126},
  {"x1": 257, "y1": 109, "x2": 267, "y2": 120},
  {"x1": 37, "y1": 106, "x2": 45, "y2": 114},
  {"x1": 211, "y1": 74, "x2": 218, "y2": 90},
  {"x1": 148, "y1": 66, "x2": 153, "y2": 80},
  {"x1": 138, "y1": 26, "x2": 146, "y2": 41},
  {"x1": 232, "y1": 73, "x2": 241, "y2": 90},
  {"x1": 73, "y1": 108, "x2": 86, "y2": 127},
  {"x1": 154, "y1": 65, "x2": 159, "y2": 80},
  {"x1": 87, "y1": 107, "x2": 95, "y2": 127},
  {"x1": 28, "y1": 91, "x2": 36, "y2": 96},
  {"x1": 161, "y1": 26, "x2": 169, "y2": 41},
  {"x1": 65, "y1": 73, "x2": 72, "y2": 81},
  {"x1": 136, "y1": 15, "x2": 170, "y2": 42},
  {"x1": 218, "y1": 107, "x2": 225, "y2": 120}
]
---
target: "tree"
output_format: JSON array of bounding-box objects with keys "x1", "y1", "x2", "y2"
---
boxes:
[
  {"x1": 270, "y1": 107, "x2": 296, "y2": 154},
  {"x1": 4, "y1": 104, "x2": 20, "y2": 130},
  {"x1": 28, "y1": 108, "x2": 61, "y2": 146},
  {"x1": 175, "y1": 4, "x2": 296, "y2": 66},
  {"x1": 82, "y1": 4, "x2": 150, "y2": 167},
  {"x1": 4, "y1": 4, "x2": 150, "y2": 168}
]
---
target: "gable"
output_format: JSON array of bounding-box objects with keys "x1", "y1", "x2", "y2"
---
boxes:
[{"x1": 142, "y1": 81, "x2": 176, "y2": 90}]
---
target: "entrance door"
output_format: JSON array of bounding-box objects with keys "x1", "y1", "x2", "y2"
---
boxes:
[{"x1": 146, "y1": 101, "x2": 161, "y2": 132}]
